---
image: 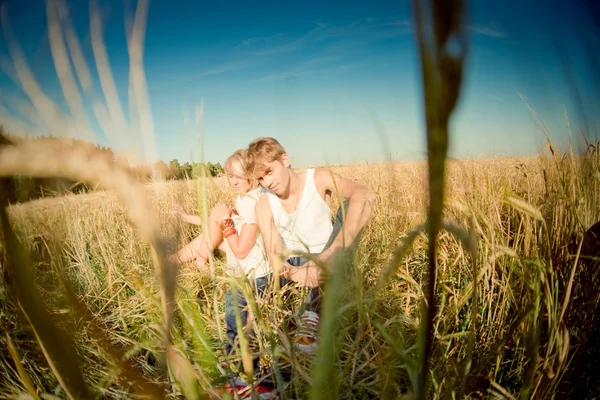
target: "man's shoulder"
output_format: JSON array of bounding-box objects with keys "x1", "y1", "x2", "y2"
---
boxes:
[
  {"x1": 312, "y1": 167, "x2": 338, "y2": 187},
  {"x1": 258, "y1": 187, "x2": 277, "y2": 199},
  {"x1": 312, "y1": 167, "x2": 329, "y2": 176}
]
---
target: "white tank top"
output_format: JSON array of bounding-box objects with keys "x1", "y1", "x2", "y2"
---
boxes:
[{"x1": 267, "y1": 169, "x2": 333, "y2": 255}]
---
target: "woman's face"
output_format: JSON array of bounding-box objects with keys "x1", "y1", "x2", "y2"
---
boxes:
[{"x1": 227, "y1": 174, "x2": 251, "y2": 193}]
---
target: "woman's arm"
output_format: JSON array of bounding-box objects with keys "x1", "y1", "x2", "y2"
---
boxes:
[
  {"x1": 171, "y1": 204, "x2": 202, "y2": 225},
  {"x1": 223, "y1": 223, "x2": 258, "y2": 259}
]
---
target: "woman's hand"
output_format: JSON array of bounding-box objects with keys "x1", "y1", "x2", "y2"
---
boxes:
[
  {"x1": 212, "y1": 202, "x2": 233, "y2": 224},
  {"x1": 171, "y1": 204, "x2": 202, "y2": 225},
  {"x1": 171, "y1": 204, "x2": 188, "y2": 219}
]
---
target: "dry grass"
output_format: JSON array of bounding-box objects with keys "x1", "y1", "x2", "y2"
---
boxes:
[{"x1": 1, "y1": 151, "x2": 598, "y2": 399}]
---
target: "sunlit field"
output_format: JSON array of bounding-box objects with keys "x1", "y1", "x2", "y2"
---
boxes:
[
  {"x1": 1, "y1": 0, "x2": 599, "y2": 398},
  {"x1": 2, "y1": 151, "x2": 599, "y2": 399}
]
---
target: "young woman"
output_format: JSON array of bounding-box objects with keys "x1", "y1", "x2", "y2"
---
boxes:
[{"x1": 170, "y1": 149, "x2": 271, "y2": 358}]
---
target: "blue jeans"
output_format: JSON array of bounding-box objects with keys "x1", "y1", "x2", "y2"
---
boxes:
[
  {"x1": 281, "y1": 199, "x2": 361, "y2": 313},
  {"x1": 225, "y1": 275, "x2": 270, "y2": 355}
]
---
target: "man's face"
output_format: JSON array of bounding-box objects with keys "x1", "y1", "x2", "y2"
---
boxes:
[{"x1": 255, "y1": 154, "x2": 291, "y2": 196}]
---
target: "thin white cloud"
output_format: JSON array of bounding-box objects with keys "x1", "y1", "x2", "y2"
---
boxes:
[
  {"x1": 238, "y1": 16, "x2": 411, "y2": 57},
  {"x1": 237, "y1": 32, "x2": 283, "y2": 48},
  {"x1": 254, "y1": 69, "x2": 317, "y2": 83},
  {"x1": 374, "y1": 19, "x2": 412, "y2": 29},
  {"x1": 195, "y1": 61, "x2": 251, "y2": 77},
  {"x1": 244, "y1": 17, "x2": 411, "y2": 84},
  {"x1": 469, "y1": 25, "x2": 506, "y2": 38},
  {"x1": 152, "y1": 60, "x2": 255, "y2": 90},
  {"x1": 252, "y1": 51, "x2": 352, "y2": 83},
  {"x1": 302, "y1": 53, "x2": 348, "y2": 67},
  {"x1": 486, "y1": 93, "x2": 509, "y2": 104},
  {"x1": 254, "y1": 58, "x2": 377, "y2": 84}
]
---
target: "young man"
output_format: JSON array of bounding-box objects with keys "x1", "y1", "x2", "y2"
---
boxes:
[{"x1": 247, "y1": 137, "x2": 375, "y2": 352}]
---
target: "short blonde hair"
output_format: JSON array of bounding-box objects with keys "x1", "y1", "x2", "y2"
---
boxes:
[
  {"x1": 224, "y1": 149, "x2": 258, "y2": 189},
  {"x1": 247, "y1": 137, "x2": 287, "y2": 177}
]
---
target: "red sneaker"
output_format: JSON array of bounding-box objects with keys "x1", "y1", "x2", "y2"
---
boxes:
[{"x1": 220, "y1": 378, "x2": 277, "y2": 399}]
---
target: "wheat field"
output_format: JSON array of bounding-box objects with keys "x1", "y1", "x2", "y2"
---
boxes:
[
  {"x1": 1, "y1": 151, "x2": 599, "y2": 399},
  {"x1": 1, "y1": 0, "x2": 599, "y2": 398}
]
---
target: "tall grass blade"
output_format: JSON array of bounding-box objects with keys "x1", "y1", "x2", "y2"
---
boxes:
[
  {"x1": 4, "y1": 332, "x2": 41, "y2": 400},
  {"x1": 309, "y1": 248, "x2": 352, "y2": 400},
  {"x1": 168, "y1": 347, "x2": 203, "y2": 400},
  {"x1": 176, "y1": 288, "x2": 219, "y2": 375},
  {"x1": 442, "y1": 220, "x2": 478, "y2": 398},
  {"x1": 375, "y1": 224, "x2": 425, "y2": 294},
  {"x1": 412, "y1": 0, "x2": 468, "y2": 397}
]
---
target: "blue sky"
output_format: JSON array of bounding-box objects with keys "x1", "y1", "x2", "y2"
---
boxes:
[{"x1": 0, "y1": 0, "x2": 599, "y2": 167}]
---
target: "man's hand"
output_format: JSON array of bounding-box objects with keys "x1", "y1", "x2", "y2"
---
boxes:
[{"x1": 284, "y1": 260, "x2": 323, "y2": 288}]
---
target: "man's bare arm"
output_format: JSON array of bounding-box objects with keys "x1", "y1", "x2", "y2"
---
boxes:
[{"x1": 314, "y1": 168, "x2": 376, "y2": 263}]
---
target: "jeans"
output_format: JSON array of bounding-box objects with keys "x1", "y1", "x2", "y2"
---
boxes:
[
  {"x1": 225, "y1": 275, "x2": 270, "y2": 355},
  {"x1": 281, "y1": 199, "x2": 361, "y2": 313}
]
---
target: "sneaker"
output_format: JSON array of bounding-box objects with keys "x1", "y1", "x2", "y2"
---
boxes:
[
  {"x1": 293, "y1": 310, "x2": 319, "y2": 353},
  {"x1": 221, "y1": 378, "x2": 277, "y2": 400}
]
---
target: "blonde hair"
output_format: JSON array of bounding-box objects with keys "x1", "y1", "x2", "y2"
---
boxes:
[
  {"x1": 224, "y1": 149, "x2": 258, "y2": 190},
  {"x1": 247, "y1": 137, "x2": 287, "y2": 177}
]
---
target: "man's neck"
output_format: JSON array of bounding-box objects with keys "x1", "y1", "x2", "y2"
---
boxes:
[{"x1": 280, "y1": 169, "x2": 303, "y2": 200}]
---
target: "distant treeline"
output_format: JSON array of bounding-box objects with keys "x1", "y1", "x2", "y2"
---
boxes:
[
  {"x1": 167, "y1": 159, "x2": 224, "y2": 181},
  {"x1": 0, "y1": 126, "x2": 224, "y2": 203}
]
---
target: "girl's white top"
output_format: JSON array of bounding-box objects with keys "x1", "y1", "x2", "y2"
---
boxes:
[
  {"x1": 267, "y1": 168, "x2": 333, "y2": 256},
  {"x1": 223, "y1": 186, "x2": 271, "y2": 279}
]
